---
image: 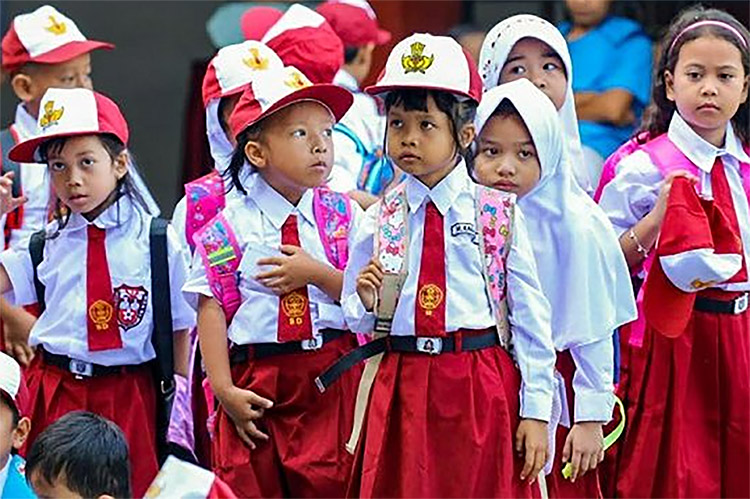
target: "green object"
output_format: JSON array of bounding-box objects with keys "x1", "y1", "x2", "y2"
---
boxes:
[{"x1": 561, "y1": 396, "x2": 626, "y2": 479}]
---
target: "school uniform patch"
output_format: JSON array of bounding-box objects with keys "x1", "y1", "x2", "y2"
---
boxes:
[
  {"x1": 114, "y1": 284, "x2": 149, "y2": 331},
  {"x1": 451, "y1": 222, "x2": 478, "y2": 244}
]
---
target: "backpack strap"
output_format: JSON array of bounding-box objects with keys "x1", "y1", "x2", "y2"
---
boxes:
[
  {"x1": 184, "y1": 171, "x2": 226, "y2": 252},
  {"x1": 312, "y1": 187, "x2": 352, "y2": 270},
  {"x1": 0, "y1": 128, "x2": 21, "y2": 198},
  {"x1": 193, "y1": 213, "x2": 242, "y2": 323},
  {"x1": 29, "y1": 230, "x2": 46, "y2": 313},
  {"x1": 641, "y1": 134, "x2": 699, "y2": 178},
  {"x1": 475, "y1": 185, "x2": 514, "y2": 350},
  {"x1": 149, "y1": 217, "x2": 175, "y2": 462},
  {"x1": 594, "y1": 132, "x2": 649, "y2": 203}
]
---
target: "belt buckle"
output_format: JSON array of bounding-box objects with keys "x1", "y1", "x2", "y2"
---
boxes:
[
  {"x1": 735, "y1": 293, "x2": 749, "y2": 314},
  {"x1": 69, "y1": 358, "x2": 93, "y2": 378},
  {"x1": 301, "y1": 334, "x2": 323, "y2": 351},
  {"x1": 416, "y1": 337, "x2": 442, "y2": 355}
]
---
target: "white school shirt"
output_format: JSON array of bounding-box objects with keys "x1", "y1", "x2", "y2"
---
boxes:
[
  {"x1": 342, "y1": 164, "x2": 557, "y2": 422},
  {"x1": 600, "y1": 112, "x2": 750, "y2": 291},
  {"x1": 327, "y1": 69, "x2": 386, "y2": 193},
  {"x1": 0, "y1": 196, "x2": 196, "y2": 366},
  {"x1": 182, "y1": 174, "x2": 364, "y2": 345}
]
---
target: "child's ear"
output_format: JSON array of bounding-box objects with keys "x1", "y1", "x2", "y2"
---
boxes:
[
  {"x1": 664, "y1": 71, "x2": 676, "y2": 102},
  {"x1": 96, "y1": 495, "x2": 115, "y2": 499},
  {"x1": 459, "y1": 123, "x2": 476, "y2": 150},
  {"x1": 10, "y1": 73, "x2": 35, "y2": 103},
  {"x1": 741, "y1": 74, "x2": 749, "y2": 104},
  {"x1": 11, "y1": 417, "x2": 31, "y2": 450},
  {"x1": 113, "y1": 151, "x2": 129, "y2": 180},
  {"x1": 244, "y1": 140, "x2": 267, "y2": 170}
]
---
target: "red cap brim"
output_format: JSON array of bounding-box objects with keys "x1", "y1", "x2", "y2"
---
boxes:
[
  {"x1": 375, "y1": 28, "x2": 392, "y2": 45},
  {"x1": 9, "y1": 129, "x2": 102, "y2": 163},
  {"x1": 31, "y1": 39, "x2": 114, "y2": 64}
]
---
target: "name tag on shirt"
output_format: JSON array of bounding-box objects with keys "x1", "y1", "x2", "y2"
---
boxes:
[{"x1": 451, "y1": 222, "x2": 478, "y2": 245}]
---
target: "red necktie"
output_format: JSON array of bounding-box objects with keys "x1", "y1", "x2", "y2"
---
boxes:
[
  {"x1": 710, "y1": 158, "x2": 747, "y2": 283},
  {"x1": 86, "y1": 225, "x2": 122, "y2": 351},
  {"x1": 415, "y1": 201, "x2": 447, "y2": 337},
  {"x1": 277, "y1": 215, "x2": 313, "y2": 342}
]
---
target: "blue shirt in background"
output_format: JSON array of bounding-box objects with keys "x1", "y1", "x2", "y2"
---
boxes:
[
  {"x1": 559, "y1": 16, "x2": 652, "y2": 159},
  {"x1": 1, "y1": 454, "x2": 35, "y2": 499}
]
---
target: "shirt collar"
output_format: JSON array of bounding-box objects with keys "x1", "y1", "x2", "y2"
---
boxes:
[
  {"x1": 13, "y1": 104, "x2": 38, "y2": 141},
  {"x1": 668, "y1": 112, "x2": 750, "y2": 172},
  {"x1": 247, "y1": 176, "x2": 315, "y2": 230},
  {"x1": 334, "y1": 69, "x2": 359, "y2": 93},
  {"x1": 66, "y1": 193, "x2": 137, "y2": 232},
  {"x1": 405, "y1": 160, "x2": 470, "y2": 215}
]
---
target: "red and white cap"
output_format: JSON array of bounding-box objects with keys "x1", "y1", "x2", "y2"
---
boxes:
[
  {"x1": 202, "y1": 41, "x2": 284, "y2": 107},
  {"x1": 1, "y1": 5, "x2": 113, "y2": 74},
  {"x1": 261, "y1": 4, "x2": 344, "y2": 84},
  {"x1": 146, "y1": 456, "x2": 237, "y2": 499},
  {"x1": 365, "y1": 33, "x2": 482, "y2": 103},
  {"x1": 316, "y1": 0, "x2": 391, "y2": 47},
  {"x1": 9, "y1": 88, "x2": 129, "y2": 163},
  {"x1": 240, "y1": 6, "x2": 284, "y2": 42},
  {"x1": 0, "y1": 352, "x2": 30, "y2": 417},
  {"x1": 229, "y1": 65, "x2": 353, "y2": 138},
  {"x1": 643, "y1": 177, "x2": 744, "y2": 338}
]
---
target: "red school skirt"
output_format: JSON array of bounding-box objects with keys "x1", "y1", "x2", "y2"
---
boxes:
[
  {"x1": 347, "y1": 330, "x2": 531, "y2": 498},
  {"x1": 615, "y1": 290, "x2": 750, "y2": 498},
  {"x1": 212, "y1": 332, "x2": 362, "y2": 498},
  {"x1": 23, "y1": 352, "x2": 159, "y2": 498}
]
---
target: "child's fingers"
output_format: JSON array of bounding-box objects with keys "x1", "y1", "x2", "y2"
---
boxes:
[
  {"x1": 359, "y1": 273, "x2": 382, "y2": 290},
  {"x1": 256, "y1": 256, "x2": 287, "y2": 267},
  {"x1": 529, "y1": 448, "x2": 546, "y2": 483},
  {"x1": 515, "y1": 426, "x2": 525, "y2": 453},
  {"x1": 561, "y1": 432, "x2": 573, "y2": 463},
  {"x1": 245, "y1": 421, "x2": 270, "y2": 441},
  {"x1": 599, "y1": 448, "x2": 605, "y2": 463},
  {"x1": 234, "y1": 424, "x2": 256, "y2": 450},
  {"x1": 520, "y1": 444, "x2": 535, "y2": 480},
  {"x1": 569, "y1": 449, "x2": 583, "y2": 482},
  {"x1": 245, "y1": 390, "x2": 274, "y2": 410},
  {"x1": 368, "y1": 262, "x2": 385, "y2": 280},
  {"x1": 579, "y1": 452, "x2": 592, "y2": 477},
  {"x1": 279, "y1": 245, "x2": 300, "y2": 255}
]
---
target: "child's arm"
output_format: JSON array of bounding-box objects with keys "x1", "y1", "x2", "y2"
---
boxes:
[
  {"x1": 0, "y1": 172, "x2": 27, "y2": 217},
  {"x1": 197, "y1": 294, "x2": 273, "y2": 449},
  {"x1": 172, "y1": 329, "x2": 190, "y2": 378},
  {"x1": 256, "y1": 246, "x2": 343, "y2": 300}
]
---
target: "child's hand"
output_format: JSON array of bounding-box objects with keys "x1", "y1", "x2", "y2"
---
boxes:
[
  {"x1": 215, "y1": 385, "x2": 273, "y2": 450},
  {"x1": 562, "y1": 422, "x2": 604, "y2": 482},
  {"x1": 0, "y1": 172, "x2": 27, "y2": 216},
  {"x1": 515, "y1": 418, "x2": 548, "y2": 483},
  {"x1": 256, "y1": 245, "x2": 319, "y2": 295},
  {"x1": 356, "y1": 258, "x2": 384, "y2": 312},
  {"x1": 651, "y1": 170, "x2": 699, "y2": 227}
]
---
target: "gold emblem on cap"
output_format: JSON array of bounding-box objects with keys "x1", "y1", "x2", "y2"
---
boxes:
[
  {"x1": 691, "y1": 278, "x2": 717, "y2": 290},
  {"x1": 243, "y1": 48, "x2": 269, "y2": 70},
  {"x1": 402, "y1": 41, "x2": 434, "y2": 74},
  {"x1": 282, "y1": 291, "x2": 308, "y2": 325},
  {"x1": 39, "y1": 100, "x2": 64, "y2": 129},
  {"x1": 284, "y1": 71, "x2": 311, "y2": 90},
  {"x1": 89, "y1": 300, "x2": 114, "y2": 330},
  {"x1": 418, "y1": 283, "x2": 444, "y2": 316},
  {"x1": 44, "y1": 15, "x2": 67, "y2": 36}
]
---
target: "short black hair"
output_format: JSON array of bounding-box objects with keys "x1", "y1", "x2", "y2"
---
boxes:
[
  {"x1": 26, "y1": 411, "x2": 131, "y2": 499},
  {"x1": 344, "y1": 45, "x2": 360, "y2": 64}
]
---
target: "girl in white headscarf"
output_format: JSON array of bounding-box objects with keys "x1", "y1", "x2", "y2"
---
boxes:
[
  {"x1": 479, "y1": 14, "x2": 592, "y2": 195},
  {"x1": 472, "y1": 79, "x2": 636, "y2": 497}
]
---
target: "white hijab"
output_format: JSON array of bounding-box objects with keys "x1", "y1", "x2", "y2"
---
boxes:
[
  {"x1": 205, "y1": 99, "x2": 235, "y2": 175},
  {"x1": 475, "y1": 79, "x2": 636, "y2": 349},
  {"x1": 479, "y1": 14, "x2": 591, "y2": 194}
]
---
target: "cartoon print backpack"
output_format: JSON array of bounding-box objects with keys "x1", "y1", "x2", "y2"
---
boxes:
[
  {"x1": 334, "y1": 122, "x2": 398, "y2": 196},
  {"x1": 193, "y1": 187, "x2": 353, "y2": 323},
  {"x1": 184, "y1": 171, "x2": 226, "y2": 252}
]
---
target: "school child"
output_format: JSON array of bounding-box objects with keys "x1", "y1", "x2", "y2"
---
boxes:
[
  {"x1": 472, "y1": 79, "x2": 637, "y2": 498},
  {"x1": 169, "y1": 40, "x2": 284, "y2": 465},
  {"x1": 183, "y1": 64, "x2": 362, "y2": 497},
  {"x1": 321, "y1": 33, "x2": 557, "y2": 498},
  {"x1": 0, "y1": 352, "x2": 33, "y2": 499},
  {"x1": 598, "y1": 6, "x2": 750, "y2": 497},
  {"x1": 479, "y1": 14, "x2": 592, "y2": 195},
  {"x1": 0, "y1": 88, "x2": 196, "y2": 496},
  {"x1": 25, "y1": 411, "x2": 130, "y2": 499},
  {"x1": 317, "y1": 0, "x2": 392, "y2": 205}
]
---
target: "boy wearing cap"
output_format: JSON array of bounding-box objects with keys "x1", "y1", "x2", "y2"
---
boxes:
[{"x1": 0, "y1": 352, "x2": 33, "y2": 499}]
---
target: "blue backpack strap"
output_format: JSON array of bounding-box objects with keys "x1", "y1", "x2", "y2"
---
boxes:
[
  {"x1": 333, "y1": 122, "x2": 367, "y2": 157},
  {"x1": 0, "y1": 128, "x2": 21, "y2": 198}
]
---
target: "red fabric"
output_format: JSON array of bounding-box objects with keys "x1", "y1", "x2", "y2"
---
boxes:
[
  {"x1": 415, "y1": 202, "x2": 446, "y2": 337},
  {"x1": 240, "y1": 6, "x2": 283, "y2": 42},
  {"x1": 86, "y1": 226, "x2": 122, "y2": 351},
  {"x1": 266, "y1": 25, "x2": 343, "y2": 84},
  {"x1": 316, "y1": 2, "x2": 391, "y2": 46},
  {"x1": 276, "y1": 215, "x2": 313, "y2": 342},
  {"x1": 212, "y1": 334, "x2": 361, "y2": 498},
  {"x1": 347, "y1": 334, "x2": 531, "y2": 498},
  {"x1": 23, "y1": 356, "x2": 159, "y2": 497},
  {"x1": 544, "y1": 351, "x2": 603, "y2": 499},
  {"x1": 208, "y1": 475, "x2": 238, "y2": 499},
  {"x1": 710, "y1": 159, "x2": 747, "y2": 283},
  {"x1": 615, "y1": 295, "x2": 750, "y2": 498}
]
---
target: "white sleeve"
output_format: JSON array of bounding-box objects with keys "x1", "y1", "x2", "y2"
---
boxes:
[
  {"x1": 327, "y1": 131, "x2": 361, "y2": 193},
  {"x1": 598, "y1": 150, "x2": 661, "y2": 235},
  {"x1": 171, "y1": 196, "x2": 191, "y2": 264},
  {"x1": 505, "y1": 208, "x2": 556, "y2": 422},
  {"x1": 569, "y1": 336, "x2": 615, "y2": 423},
  {"x1": 167, "y1": 224, "x2": 197, "y2": 331},
  {"x1": 0, "y1": 247, "x2": 36, "y2": 306},
  {"x1": 342, "y1": 204, "x2": 377, "y2": 333},
  {"x1": 181, "y1": 249, "x2": 213, "y2": 312}
]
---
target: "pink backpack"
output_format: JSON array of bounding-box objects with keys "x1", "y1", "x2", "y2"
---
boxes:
[
  {"x1": 193, "y1": 187, "x2": 353, "y2": 323},
  {"x1": 185, "y1": 171, "x2": 226, "y2": 252},
  {"x1": 593, "y1": 132, "x2": 650, "y2": 203}
]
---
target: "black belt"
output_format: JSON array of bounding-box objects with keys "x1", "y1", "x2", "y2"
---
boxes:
[
  {"x1": 230, "y1": 328, "x2": 347, "y2": 365},
  {"x1": 315, "y1": 329, "x2": 499, "y2": 393},
  {"x1": 40, "y1": 348, "x2": 147, "y2": 378},
  {"x1": 695, "y1": 292, "x2": 748, "y2": 315}
]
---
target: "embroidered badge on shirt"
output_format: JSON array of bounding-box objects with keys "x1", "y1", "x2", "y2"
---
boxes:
[
  {"x1": 243, "y1": 48, "x2": 269, "y2": 70},
  {"x1": 45, "y1": 15, "x2": 67, "y2": 35},
  {"x1": 89, "y1": 299, "x2": 114, "y2": 330},
  {"x1": 281, "y1": 291, "x2": 309, "y2": 325},
  {"x1": 114, "y1": 284, "x2": 149, "y2": 331},
  {"x1": 39, "y1": 100, "x2": 64, "y2": 129},
  {"x1": 451, "y1": 222, "x2": 478, "y2": 244},
  {"x1": 401, "y1": 41, "x2": 434, "y2": 74},
  {"x1": 418, "y1": 283, "x2": 444, "y2": 316}
]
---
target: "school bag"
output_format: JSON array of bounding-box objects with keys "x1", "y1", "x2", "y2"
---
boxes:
[
  {"x1": 334, "y1": 122, "x2": 396, "y2": 196},
  {"x1": 184, "y1": 171, "x2": 226, "y2": 253}
]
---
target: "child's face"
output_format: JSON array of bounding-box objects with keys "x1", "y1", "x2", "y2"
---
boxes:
[
  {"x1": 565, "y1": 0, "x2": 612, "y2": 28},
  {"x1": 387, "y1": 94, "x2": 473, "y2": 188},
  {"x1": 666, "y1": 36, "x2": 749, "y2": 143},
  {"x1": 0, "y1": 401, "x2": 30, "y2": 471},
  {"x1": 11, "y1": 53, "x2": 93, "y2": 118},
  {"x1": 473, "y1": 113, "x2": 541, "y2": 199},
  {"x1": 246, "y1": 101, "x2": 335, "y2": 203},
  {"x1": 30, "y1": 472, "x2": 84, "y2": 499},
  {"x1": 46, "y1": 136, "x2": 128, "y2": 215},
  {"x1": 499, "y1": 38, "x2": 567, "y2": 110}
]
